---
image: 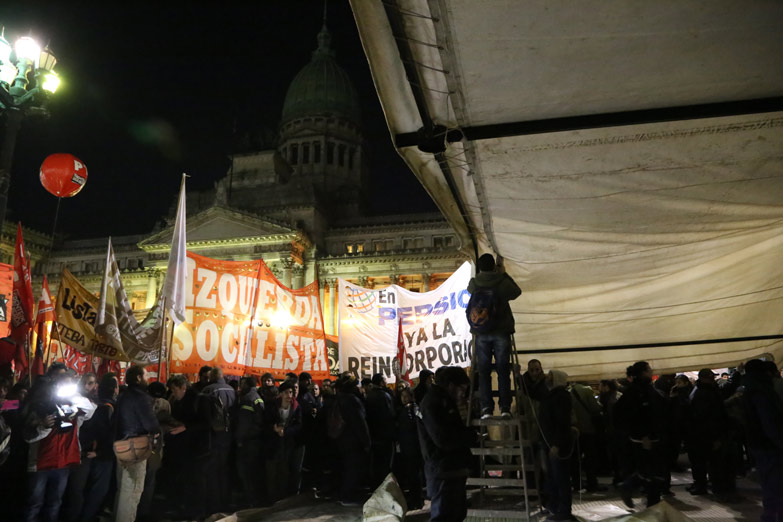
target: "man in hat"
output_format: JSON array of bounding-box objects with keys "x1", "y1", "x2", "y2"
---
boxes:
[{"x1": 686, "y1": 368, "x2": 734, "y2": 498}]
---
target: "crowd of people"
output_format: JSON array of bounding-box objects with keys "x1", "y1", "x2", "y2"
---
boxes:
[
  {"x1": 520, "y1": 358, "x2": 783, "y2": 522},
  {"x1": 0, "y1": 354, "x2": 781, "y2": 522},
  {"x1": 0, "y1": 362, "x2": 446, "y2": 522}
]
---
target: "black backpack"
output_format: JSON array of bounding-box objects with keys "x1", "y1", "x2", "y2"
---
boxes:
[
  {"x1": 466, "y1": 286, "x2": 499, "y2": 332},
  {"x1": 202, "y1": 388, "x2": 230, "y2": 432}
]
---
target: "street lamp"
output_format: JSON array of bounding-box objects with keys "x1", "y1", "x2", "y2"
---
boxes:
[{"x1": 0, "y1": 29, "x2": 60, "y2": 231}]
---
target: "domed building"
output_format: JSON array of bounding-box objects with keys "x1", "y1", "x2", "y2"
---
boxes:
[{"x1": 30, "y1": 21, "x2": 465, "y2": 359}]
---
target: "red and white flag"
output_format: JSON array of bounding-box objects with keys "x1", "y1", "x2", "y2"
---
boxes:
[
  {"x1": 61, "y1": 344, "x2": 89, "y2": 374},
  {"x1": 32, "y1": 276, "x2": 56, "y2": 377},
  {"x1": 396, "y1": 317, "x2": 412, "y2": 384},
  {"x1": 11, "y1": 223, "x2": 34, "y2": 377}
]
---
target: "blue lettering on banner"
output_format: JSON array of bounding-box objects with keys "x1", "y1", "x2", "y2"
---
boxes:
[{"x1": 377, "y1": 289, "x2": 471, "y2": 325}]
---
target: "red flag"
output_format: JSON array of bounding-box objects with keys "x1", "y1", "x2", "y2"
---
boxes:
[
  {"x1": 31, "y1": 321, "x2": 47, "y2": 377},
  {"x1": 11, "y1": 224, "x2": 35, "y2": 338},
  {"x1": 396, "y1": 317, "x2": 412, "y2": 385}
]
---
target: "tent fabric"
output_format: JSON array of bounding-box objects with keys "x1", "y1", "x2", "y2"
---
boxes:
[{"x1": 350, "y1": 0, "x2": 783, "y2": 379}]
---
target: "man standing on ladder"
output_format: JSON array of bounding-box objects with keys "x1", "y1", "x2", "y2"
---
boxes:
[{"x1": 467, "y1": 253, "x2": 522, "y2": 419}]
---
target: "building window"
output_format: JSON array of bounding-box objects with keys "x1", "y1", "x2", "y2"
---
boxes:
[
  {"x1": 402, "y1": 237, "x2": 424, "y2": 249},
  {"x1": 338, "y1": 144, "x2": 346, "y2": 166},
  {"x1": 433, "y1": 235, "x2": 455, "y2": 248},
  {"x1": 345, "y1": 243, "x2": 364, "y2": 254},
  {"x1": 290, "y1": 144, "x2": 299, "y2": 165},
  {"x1": 302, "y1": 143, "x2": 310, "y2": 164},
  {"x1": 314, "y1": 142, "x2": 321, "y2": 163},
  {"x1": 327, "y1": 142, "x2": 335, "y2": 164},
  {"x1": 373, "y1": 239, "x2": 394, "y2": 252},
  {"x1": 348, "y1": 147, "x2": 355, "y2": 169}
]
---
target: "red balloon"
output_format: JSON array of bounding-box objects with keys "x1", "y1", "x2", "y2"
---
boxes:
[{"x1": 39, "y1": 153, "x2": 88, "y2": 198}]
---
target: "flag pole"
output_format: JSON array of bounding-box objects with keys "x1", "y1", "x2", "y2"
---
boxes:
[
  {"x1": 45, "y1": 322, "x2": 54, "y2": 369},
  {"x1": 165, "y1": 309, "x2": 175, "y2": 380},
  {"x1": 157, "y1": 297, "x2": 166, "y2": 381},
  {"x1": 52, "y1": 321, "x2": 66, "y2": 363}
]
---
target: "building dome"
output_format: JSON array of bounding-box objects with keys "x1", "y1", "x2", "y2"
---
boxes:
[{"x1": 281, "y1": 25, "x2": 361, "y2": 126}]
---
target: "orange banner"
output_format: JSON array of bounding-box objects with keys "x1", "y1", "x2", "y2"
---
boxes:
[
  {"x1": 0, "y1": 263, "x2": 12, "y2": 338},
  {"x1": 170, "y1": 252, "x2": 329, "y2": 379}
]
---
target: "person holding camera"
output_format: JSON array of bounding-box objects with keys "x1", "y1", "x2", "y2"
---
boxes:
[
  {"x1": 114, "y1": 365, "x2": 160, "y2": 522},
  {"x1": 22, "y1": 362, "x2": 96, "y2": 522}
]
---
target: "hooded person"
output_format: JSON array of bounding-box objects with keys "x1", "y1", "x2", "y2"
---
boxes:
[
  {"x1": 467, "y1": 254, "x2": 522, "y2": 419},
  {"x1": 539, "y1": 369, "x2": 575, "y2": 521}
]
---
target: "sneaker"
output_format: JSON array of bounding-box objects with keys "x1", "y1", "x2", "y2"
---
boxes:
[
  {"x1": 500, "y1": 409, "x2": 512, "y2": 418},
  {"x1": 480, "y1": 408, "x2": 493, "y2": 420},
  {"x1": 619, "y1": 484, "x2": 634, "y2": 509}
]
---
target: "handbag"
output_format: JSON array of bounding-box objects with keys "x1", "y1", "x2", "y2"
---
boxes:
[{"x1": 113, "y1": 435, "x2": 153, "y2": 465}]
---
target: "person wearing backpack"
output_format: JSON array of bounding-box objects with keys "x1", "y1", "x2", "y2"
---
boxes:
[
  {"x1": 467, "y1": 253, "x2": 522, "y2": 419},
  {"x1": 200, "y1": 366, "x2": 236, "y2": 514}
]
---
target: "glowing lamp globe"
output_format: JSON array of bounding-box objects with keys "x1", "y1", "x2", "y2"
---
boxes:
[{"x1": 40, "y1": 153, "x2": 88, "y2": 198}]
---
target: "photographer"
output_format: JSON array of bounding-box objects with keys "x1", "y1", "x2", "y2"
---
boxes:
[{"x1": 23, "y1": 363, "x2": 96, "y2": 522}]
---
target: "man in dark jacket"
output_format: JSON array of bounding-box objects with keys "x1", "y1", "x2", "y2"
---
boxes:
[
  {"x1": 77, "y1": 372, "x2": 118, "y2": 522},
  {"x1": 333, "y1": 375, "x2": 371, "y2": 506},
  {"x1": 414, "y1": 369, "x2": 434, "y2": 405},
  {"x1": 417, "y1": 366, "x2": 474, "y2": 522},
  {"x1": 539, "y1": 369, "x2": 575, "y2": 521},
  {"x1": 467, "y1": 253, "x2": 522, "y2": 418},
  {"x1": 200, "y1": 366, "x2": 236, "y2": 514},
  {"x1": 114, "y1": 365, "x2": 159, "y2": 522},
  {"x1": 687, "y1": 368, "x2": 733, "y2": 496},
  {"x1": 741, "y1": 359, "x2": 783, "y2": 522},
  {"x1": 614, "y1": 361, "x2": 668, "y2": 509},
  {"x1": 167, "y1": 374, "x2": 210, "y2": 519},
  {"x1": 235, "y1": 375, "x2": 267, "y2": 507},
  {"x1": 366, "y1": 373, "x2": 396, "y2": 488}
]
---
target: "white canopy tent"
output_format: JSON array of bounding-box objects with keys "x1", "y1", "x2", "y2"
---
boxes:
[{"x1": 350, "y1": 0, "x2": 783, "y2": 379}]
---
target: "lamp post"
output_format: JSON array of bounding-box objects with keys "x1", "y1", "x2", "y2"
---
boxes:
[{"x1": 0, "y1": 30, "x2": 60, "y2": 231}]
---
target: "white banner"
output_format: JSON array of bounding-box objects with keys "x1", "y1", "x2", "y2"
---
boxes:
[{"x1": 338, "y1": 262, "x2": 473, "y2": 381}]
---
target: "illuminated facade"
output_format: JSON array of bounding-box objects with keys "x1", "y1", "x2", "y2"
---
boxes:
[{"x1": 17, "y1": 22, "x2": 465, "y2": 335}]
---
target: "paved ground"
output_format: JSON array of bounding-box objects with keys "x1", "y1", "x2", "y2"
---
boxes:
[{"x1": 199, "y1": 470, "x2": 763, "y2": 522}]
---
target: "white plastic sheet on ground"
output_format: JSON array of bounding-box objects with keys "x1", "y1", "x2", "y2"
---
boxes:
[{"x1": 350, "y1": 0, "x2": 783, "y2": 379}]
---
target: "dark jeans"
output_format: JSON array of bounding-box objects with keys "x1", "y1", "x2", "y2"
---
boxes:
[
  {"x1": 750, "y1": 448, "x2": 783, "y2": 522},
  {"x1": 475, "y1": 333, "x2": 512, "y2": 412},
  {"x1": 26, "y1": 468, "x2": 70, "y2": 522},
  {"x1": 80, "y1": 459, "x2": 114, "y2": 522},
  {"x1": 64, "y1": 458, "x2": 90, "y2": 522},
  {"x1": 621, "y1": 442, "x2": 666, "y2": 507},
  {"x1": 425, "y1": 463, "x2": 467, "y2": 522},
  {"x1": 572, "y1": 433, "x2": 599, "y2": 489},
  {"x1": 546, "y1": 454, "x2": 572, "y2": 518},
  {"x1": 370, "y1": 440, "x2": 395, "y2": 489},
  {"x1": 338, "y1": 444, "x2": 368, "y2": 502},
  {"x1": 688, "y1": 438, "x2": 733, "y2": 494},
  {"x1": 236, "y1": 441, "x2": 267, "y2": 507}
]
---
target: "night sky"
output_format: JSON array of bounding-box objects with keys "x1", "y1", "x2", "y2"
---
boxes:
[{"x1": 0, "y1": 1, "x2": 435, "y2": 241}]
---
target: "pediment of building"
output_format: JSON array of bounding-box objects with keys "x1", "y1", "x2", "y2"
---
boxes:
[{"x1": 138, "y1": 205, "x2": 295, "y2": 251}]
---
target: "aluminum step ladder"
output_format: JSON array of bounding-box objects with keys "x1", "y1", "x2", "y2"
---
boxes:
[{"x1": 466, "y1": 334, "x2": 542, "y2": 520}]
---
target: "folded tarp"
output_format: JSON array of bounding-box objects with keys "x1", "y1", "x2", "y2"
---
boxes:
[{"x1": 350, "y1": 0, "x2": 783, "y2": 379}]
